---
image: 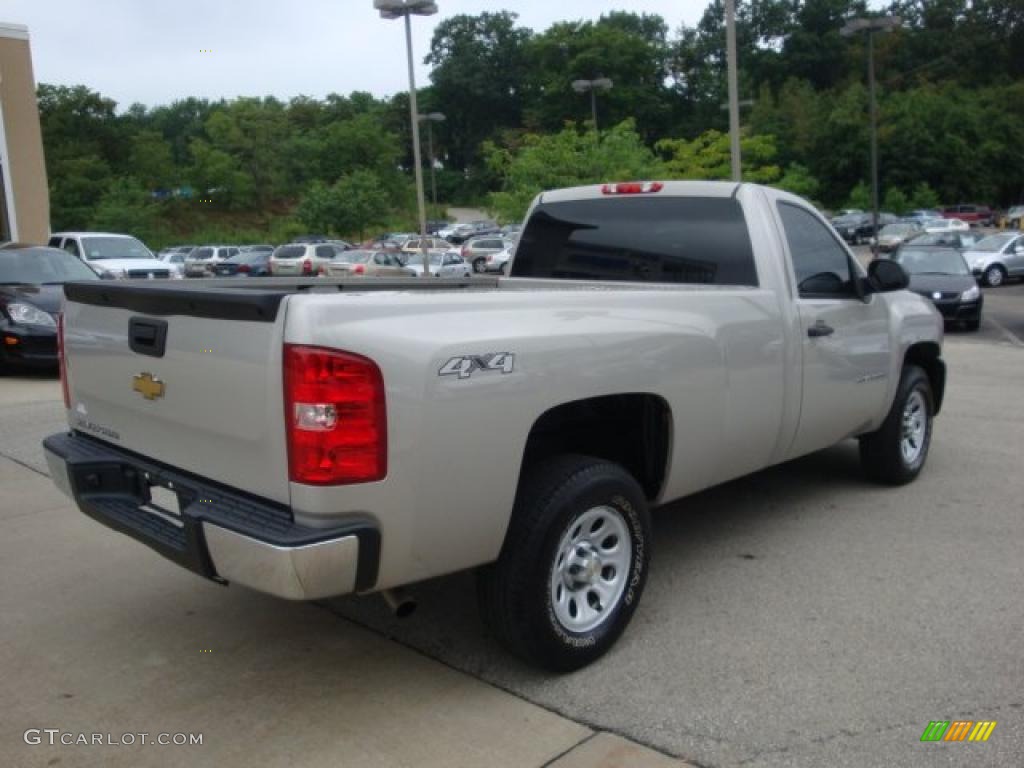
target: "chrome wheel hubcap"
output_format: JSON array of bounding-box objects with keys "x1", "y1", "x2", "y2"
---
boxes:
[
  {"x1": 900, "y1": 391, "x2": 927, "y2": 465},
  {"x1": 550, "y1": 506, "x2": 631, "y2": 633},
  {"x1": 987, "y1": 268, "x2": 1003, "y2": 286}
]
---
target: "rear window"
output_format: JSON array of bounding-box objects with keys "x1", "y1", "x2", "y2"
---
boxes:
[
  {"x1": 274, "y1": 245, "x2": 306, "y2": 259},
  {"x1": 512, "y1": 197, "x2": 757, "y2": 285}
]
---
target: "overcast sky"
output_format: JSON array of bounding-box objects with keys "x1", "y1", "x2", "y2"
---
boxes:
[{"x1": 7, "y1": 1, "x2": 709, "y2": 110}]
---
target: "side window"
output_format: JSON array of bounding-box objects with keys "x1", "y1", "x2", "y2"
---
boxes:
[
  {"x1": 374, "y1": 253, "x2": 389, "y2": 265},
  {"x1": 777, "y1": 203, "x2": 855, "y2": 298},
  {"x1": 48, "y1": 236, "x2": 62, "y2": 247},
  {"x1": 63, "y1": 239, "x2": 81, "y2": 258},
  {"x1": 228, "y1": 248, "x2": 239, "y2": 258},
  {"x1": 315, "y1": 245, "x2": 334, "y2": 260}
]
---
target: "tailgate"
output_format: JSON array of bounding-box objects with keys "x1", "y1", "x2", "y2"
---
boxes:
[{"x1": 61, "y1": 283, "x2": 291, "y2": 504}]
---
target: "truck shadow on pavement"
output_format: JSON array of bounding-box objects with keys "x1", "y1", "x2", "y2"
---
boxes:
[{"x1": 323, "y1": 440, "x2": 873, "y2": 680}]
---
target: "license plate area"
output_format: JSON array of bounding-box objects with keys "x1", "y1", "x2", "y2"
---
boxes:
[{"x1": 142, "y1": 478, "x2": 184, "y2": 528}]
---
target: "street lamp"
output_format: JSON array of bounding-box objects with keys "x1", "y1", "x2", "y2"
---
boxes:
[
  {"x1": 571, "y1": 78, "x2": 613, "y2": 132},
  {"x1": 841, "y1": 15, "x2": 902, "y2": 258},
  {"x1": 374, "y1": 0, "x2": 438, "y2": 276},
  {"x1": 724, "y1": 0, "x2": 741, "y2": 181},
  {"x1": 418, "y1": 112, "x2": 446, "y2": 207}
]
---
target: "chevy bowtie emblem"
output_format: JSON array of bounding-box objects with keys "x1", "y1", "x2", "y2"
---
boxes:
[{"x1": 133, "y1": 372, "x2": 165, "y2": 400}]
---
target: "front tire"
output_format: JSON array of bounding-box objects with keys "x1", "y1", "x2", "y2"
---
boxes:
[
  {"x1": 983, "y1": 265, "x2": 1006, "y2": 287},
  {"x1": 473, "y1": 258, "x2": 487, "y2": 274},
  {"x1": 859, "y1": 365, "x2": 934, "y2": 485},
  {"x1": 477, "y1": 455, "x2": 651, "y2": 672}
]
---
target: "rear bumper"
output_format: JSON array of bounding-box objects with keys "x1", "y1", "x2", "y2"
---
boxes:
[{"x1": 43, "y1": 432, "x2": 380, "y2": 600}]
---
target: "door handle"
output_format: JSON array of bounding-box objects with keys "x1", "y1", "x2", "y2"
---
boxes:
[{"x1": 807, "y1": 321, "x2": 835, "y2": 338}]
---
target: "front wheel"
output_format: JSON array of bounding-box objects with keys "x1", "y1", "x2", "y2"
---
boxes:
[
  {"x1": 983, "y1": 265, "x2": 1006, "y2": 287},
  {"x1": 472, "y1": 258, "x2": 487, "y2": 274},
  {"x1": 477, "y1": 455, "x2": 651, "y2": 672},
  {"x1": 859, "y1": 365, "x2": 934, "y2": 485}
]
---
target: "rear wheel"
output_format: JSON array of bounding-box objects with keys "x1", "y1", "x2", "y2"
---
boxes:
[
  {"x1": 477, "y1": 455, "x2": 651, "y2": 672},
  {"x1": 473, "y1": 258, "x2": 487, "y2": 274},
  {"x1": 859, "y1": 365, "x2": 934, "y2": 485}
]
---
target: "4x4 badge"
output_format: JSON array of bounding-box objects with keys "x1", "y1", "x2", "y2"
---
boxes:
[
  {"x1": 133, "y1": 372, "x2": 166, "y2": 400},
  {"x1": 439, "y1": 353, "x2": 515, "y2": 380}
]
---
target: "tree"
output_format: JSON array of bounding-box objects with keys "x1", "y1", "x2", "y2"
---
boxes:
[
  {"x1": 485, "y1": 120, "x2": 661, "y2": 222},
  {"x1": 847, "y1": 181, "x2": 871, "y2": 210},
  {"x1": 90, "y1": 178, "x2": 165, "y2": 244},
  {"x1": 657, "y1": 129, "x2": 782, "y2": 183},
  {"x1": 883, "y1": 186, "x2": 910, "y2": 214},
  {"x1": 777, "y1": 164, "x2": 821, "y2": 201},
  {"x1": 909, "y1": 181, "x2": 940, "y2": 210},
  {"x1": 296, "y1": 171, "x2": 391, "y2": 241},
  {"x1": 427, "y1": 12, "x2": 533, "y2": 169}
]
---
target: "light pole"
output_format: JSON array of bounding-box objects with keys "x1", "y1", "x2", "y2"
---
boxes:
[
  {"x1": 841, "y1": 15, "x2": 901, "y2": 258},
  {"x1": 720, "y1": 98, "x2": 754, "y2": 180},
  {"x1": 418, "y1": 112, "x2": 445, "y2": 207},
  {"x1": 374, "y1": 0, "x2": 437, "y2": 276},
  {"x1": 571, "y1": 78, "x2": 613, "y2": 132},
  {"x1": 725, "y1": 0, "x2": 741, "y2": 181}
]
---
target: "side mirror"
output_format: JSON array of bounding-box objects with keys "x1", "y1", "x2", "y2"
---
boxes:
[{"x1": 867, "y1": 259, "x2": 909, "y2": 292}]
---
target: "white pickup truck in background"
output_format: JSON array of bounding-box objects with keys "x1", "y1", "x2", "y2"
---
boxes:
[{"x1": 44, "y1": 181, "x2": 945, "y2": 671}]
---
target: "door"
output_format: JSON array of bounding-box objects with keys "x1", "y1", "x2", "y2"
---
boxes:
[
  {"x1": 1005, "y1": 235, "x2": 1024, "y2": 276},
  {"x1": 776, "y1": 202, "x2": 893, "y2": 459}
]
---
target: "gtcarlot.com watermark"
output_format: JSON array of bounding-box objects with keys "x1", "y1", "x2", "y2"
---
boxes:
[{"x1": 24, "y1": 729, "x2": 203, "y2": 747}]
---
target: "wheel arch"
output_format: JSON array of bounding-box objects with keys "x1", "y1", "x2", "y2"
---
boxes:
[
  {"x1": 904, "y1": 342, "x2": 946, "y2": 415},
  {"x1": 520, "y1": 393, "x2": 672, "y2": 502}
]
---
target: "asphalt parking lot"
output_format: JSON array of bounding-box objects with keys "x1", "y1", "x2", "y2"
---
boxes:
[{"x1": 1, "y1": 283, "x2": 1021, "y2": 768}]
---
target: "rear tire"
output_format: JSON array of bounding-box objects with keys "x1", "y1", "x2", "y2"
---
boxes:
[
  {"x1": 477, "y1": 455, "x2": 651, "y2": 672},
  {"x1": 859, "y1": 365, "x2": 934, "y2": 485},
  {"x1": 473, "y1": 258, "x2": 487, "y2": 274}
]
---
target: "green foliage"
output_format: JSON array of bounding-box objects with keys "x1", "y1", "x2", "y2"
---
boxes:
[
  {"x1": 909, "y1": 182, "x2": 940, "y2": 210},
  {"x1": 90, "y1": 178, "x2": 166, "y2": 243},
  {"x1": 847, "y1": 181, "x2": 871, "y2": 211},
  {"x1": 296, "y1": 170, "x2": 391, "y2": 241},
  {"x1": 776, "y1": 163, "x2": 820, "y2": 201},
  {"x1": 657, "y1": 129, "x2": 781, "y2": 183},
  {"x1": 484, "y1": 120, "x2": 662, "y2": 221},
  {"x1": 883, "y1": 187, "x2": 910, "y2": 215}
]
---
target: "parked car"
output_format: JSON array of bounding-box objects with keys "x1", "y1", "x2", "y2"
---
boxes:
[
  {"x1": 157, "y1": 246, "x2": 195, "y2": 278},
  {"x1": 901, "y1": 231, "x2": 980, "y2": 252},
  {"x1": 905, "y1": 209, "x2": 942, "y2": 224},
  {"x1": 212, "y1": 250, "x2": 273, "y2": 277},
  {"x1": 47, "y1": 232, "x2": 169, "y2": 280},
  {"x1": 889, "y1": 247, "x2": 982, "y2": 331},
  {"x1": 1003, "y1": 206, "x2": 1024, "y2": 229},
  {"x1": 46, "y1": 180, "x2": 945, "y2": 672},
  {"x1": 401, "y1": 237, "x2": 450, "y2": 255},
  {"x1": 941, "y1": 204, "x2": 993, "y2": 227},
  {"x1": 922, "y1": 217, "x2": 969, "y2": 234},
  {"x1": 830, "y1": 213, "x2": 870, "y2": 244},
  {"x1": 184, "y1": 245, "x2": 240, "y2": 277},
  {"x1": 426, "y1": 220, "x2": 451, "y2": 235},
  {"x1": 876, "y1": 223, "x2": 921, "y2": 253},
  {"x1": 961, "y1": 232, "x2": 1024, "y2": 287},
  {"x1": 0, "y1": 246, "x2": 99, "y2": 370},
  {"x1": 462, "y1": 236, "x2": 516, "y2": 273},
  {"x1": 269, "y1": 243, "x2": 341, "y2": 277},
  {"x1": 484, "y1": 245, "x2": 514, "y2": 274},
  {"x1": 447, "y1": 220, "x2": 500, "y2": 244},
  {"x1": 291, "y1": 234, "x2": 330, "y2": 244},
  {"x1": 404, "y1": 251, "x2": 473, "y2": 278},
  {"x1": 320, "y1": 250, "x2": 416, "y2": 278}
]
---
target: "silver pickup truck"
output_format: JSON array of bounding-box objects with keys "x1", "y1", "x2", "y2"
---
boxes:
[{"x1": 44, "y1": 181, "x2": 945, "y2": 671}]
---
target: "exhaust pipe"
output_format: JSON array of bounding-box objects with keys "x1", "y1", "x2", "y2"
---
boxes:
[{"x1": 380, "y1": 588, "x2": 416, "y2": 618}]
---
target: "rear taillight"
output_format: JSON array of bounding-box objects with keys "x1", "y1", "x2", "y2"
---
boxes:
[
  {"x1": 601, "y1": 181, "x2": 664, "y2": 195},
  {"x1": 461, "y1": 246, "x2": 468, "y2": 258},
  {"x1": 238, "y1": 263, "x2": 251, "y2": 273},
  {"x1": 284, "y1": 345, "x2": 386, "y2": 485},
  {"x1": 57, "y1": 313, "x2": 70, "y2": 409},
  {"x1": 302, "y1": 259, "x2": 313, "y2": 275},
  {"x1": 353, "y1": 264, "x2": 365, "y2": 275}
]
